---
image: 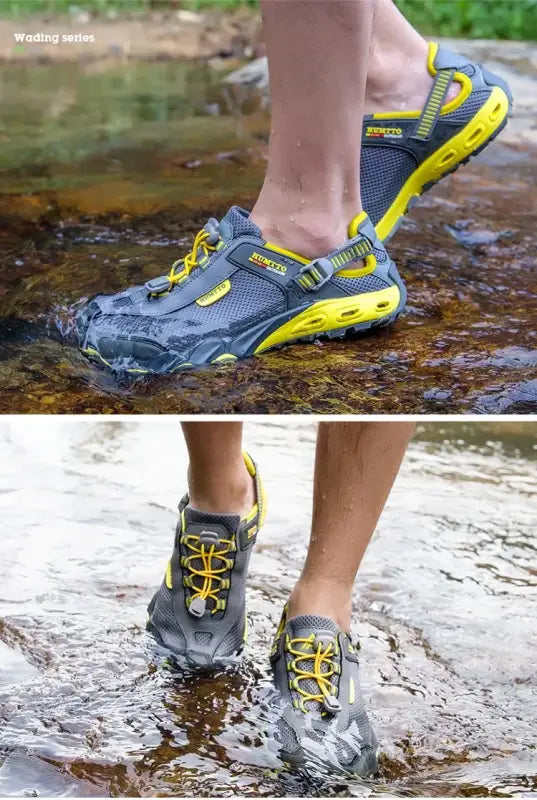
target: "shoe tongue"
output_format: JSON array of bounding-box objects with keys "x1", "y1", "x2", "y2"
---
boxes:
[
  {"x1": 287, "y1": 614, "x2": 340, "y2": 642},
  {"x1": 219, "y1": 205, "x2": 261, "y2": 243},
  {"x1": 184, "y1": 505, "x2": 241, "y2": 537}
]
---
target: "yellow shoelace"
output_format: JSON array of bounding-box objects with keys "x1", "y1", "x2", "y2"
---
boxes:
[
  {"x1": 181, "y1": 533, "x2": 235, "y2": 613},
  {"x1": 150, "y1": 228, "x2": 222, "y2": 296},
  {"x1": 286, "y1": 634, "x2": 339, "y2": 711}
]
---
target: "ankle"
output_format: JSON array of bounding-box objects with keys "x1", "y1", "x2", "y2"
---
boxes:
[
  {"x1": 252, "y1": 211, "x2": 348, "y2": 260},
  {"x1": 287, "y1": 577, "x2": 352, "y2": 632},
  {"x1": 365, "y1": 39, "x2": 459, "y2": 114},
  {"x1": 188, "y1": 463, "x2": 255, "y2": 517},
  {"x1": 251, "y1": 182, "x2": 361, "y2": 260}
]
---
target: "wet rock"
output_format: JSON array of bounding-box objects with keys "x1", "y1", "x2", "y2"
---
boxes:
[
  {"x1": 445, "y1": 222, "x2": 512, "y2": 247},
  {"x1": 224, "y1": 56, "x2": 268, "y2": 89},
  {"x1": 423, "y1": 388, "x2": 453, "y2": 402},
  {"x1": 476, "y1": 379, "x2": 537, "y2": 413},
  {"x1": 489, "y1": 347, "x2": 537, "y2": 368}
]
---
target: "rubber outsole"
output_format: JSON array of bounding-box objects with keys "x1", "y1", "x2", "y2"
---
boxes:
[
  {"x1": 377, "y1": 84, "x2": 513, "y2": 243},
  {"x1": 81, "y1": 280, "x2": 407, "y2": 376}
]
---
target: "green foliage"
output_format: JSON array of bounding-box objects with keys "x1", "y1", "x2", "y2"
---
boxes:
[
  {"x1": 3, "y1": 0, "x2": 147, "y2": 13},
  {"x1": 1, "y1": 0, "x2": 255, "y2": 13},
  {"x1": 395, "y1": 0, "x2": 537, "y2": 41},
  {"x1": 2, "y1": 0, "x2": 537, "y2": 40}
]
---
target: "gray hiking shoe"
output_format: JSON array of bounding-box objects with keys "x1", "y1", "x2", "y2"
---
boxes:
[
  {"x1": 270, "y1": 607, "x2": 378, "y2": 776},
  {"x1": 147, "y1": 453, "x2": 266, "y2": 668},
  {"x1": 76, "y1": 206, "x2": 406, "y2": 374},
  {"x1": 362, "y1": 41, "x2": 513, "y2": 242}
]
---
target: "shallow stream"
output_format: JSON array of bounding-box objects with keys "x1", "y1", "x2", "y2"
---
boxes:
[{"x1": 0, "y1": 420, "x2": 536, "y2": 795}]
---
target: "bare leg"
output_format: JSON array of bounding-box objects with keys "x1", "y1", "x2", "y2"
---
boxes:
[
  {"x1": 251, "y1": 0, "x2": 374, "y2": 259},
  {"x1": 365, "y1": 0, "x2": 459, "y2": 113},
  {"x1": 288, "y1": 421, "x2": 415, "y2": 630},
  {"x1": 181, "y1": 422, "x2": 255, "y2": 516}
]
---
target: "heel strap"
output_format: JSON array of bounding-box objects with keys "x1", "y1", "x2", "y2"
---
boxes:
[
  {"x1": 294, "y1": 232, "x2": 373, "y2": 293},
  {"x1": 411, "y1": 66, "x2": 455, "y2": 141}
]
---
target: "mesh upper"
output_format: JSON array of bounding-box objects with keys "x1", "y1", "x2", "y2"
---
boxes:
[
  {"x1": 332, "y1": 274, "x2": 388, "y2": 294},
  {"x1": 221, "y1": 205, "x2": 260, "y2": 239},
  {"x1": 187, "y1": 507, "x2": 240, "y2": 530},
  {"x1": 289, "y1": 615, "x2": 339, "y2": 631},
  {"x1": 90, "y1": 272, "x2": 285, "y2": 350},
  {"x1": 373, "y1": 246, "x2": 388, "y2": 263},
  {"x1": 458, "y1": 62, "x2": 476, "y2": 78},
  {"x1": 214, "y1": 614, "x2": 245, "y2": 657},
  {"x1": 442, "y1": 88, "x2": 489, "y2": 123},
  {"x1": 360, "y1": 148, "x2": 417, "y2": 226},
  {"x1": 149, "y1": 583, "x2": 187, "y2": 652},
  {"x1": 112, "y1": 296, "x2": 132, "y2": 309},
  {"x1": 177, "y1": 272, "x2": 283, "y2": 325},
  {"x1": 194, "y1": 631, "x2": 213, "y2": 646},
  {"x1": 276, "y1": 718, "x2": 301, "y2": 754}
]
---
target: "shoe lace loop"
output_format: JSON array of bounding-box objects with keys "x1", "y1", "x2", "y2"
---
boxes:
[
  {"x1": 181, "y1": 531, "x2": 235, "y2": 616},
  {"x1": 146, "y1": 219, "x2": 222, "y2": 297},
  {"x1": 286, "y1": 634, "x2": 340, "y2": 713}
]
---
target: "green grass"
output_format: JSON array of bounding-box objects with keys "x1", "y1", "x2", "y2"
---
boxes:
[
  {"x1": 1, "y1": 0, "x2": 255, "y2": 13},
  {"x1": 3, "y1": 0, "x2": 148, "y2": 12},
  {"x1": 396, "y1": 0, "x2": 537, "y2": 42},
  {"x1": 3, "y1": 0, "x2": 537, "y2": 41}
]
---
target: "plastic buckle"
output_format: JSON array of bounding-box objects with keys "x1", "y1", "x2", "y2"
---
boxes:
[
  {"x1": 323, "y1": 694, "x2": 342, "y2": 714},
  {"x1": 145, "y1": 276, "x2": 171, "y2": 295},
  {"x1": 313, "y1": 633, "x2": 336, "y2": 650},
  {"x1": 188, "y1": 596, "x2": 206, "y2": 618},
  {"x1": 296, "y1": 257, "x2": 334, "y2": 292},
  {"x1": 199, "y1": 530, "x2": 220, "y2": 547},
  {"x1": 204, "y1": 218, "x2": 221, "y2": 246}
]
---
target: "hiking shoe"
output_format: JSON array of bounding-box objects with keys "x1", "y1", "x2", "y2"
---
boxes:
[
  {"x1": 76, "y1": 207, "x2": 406, "y2": 374},
  {"x1": 270, "y1": 608, "x2": 378, "y2": 776},
  {"x1": 146, "y1": 452, "x2": 265, "y2": 669},
  {"x1": 362, "y1": 41, "x2": 513, "y2": 242}
]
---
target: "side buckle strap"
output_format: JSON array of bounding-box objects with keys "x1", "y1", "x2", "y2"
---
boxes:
[
  {"x1": 294, "y1": 234, "x2": 373, "y2": 293},
  {"x1": 295, "y1": 257, "x2": 334, "y2": 292},
  {"x1": 411, "y1": 67, "x2": 455, "y2": 141}
]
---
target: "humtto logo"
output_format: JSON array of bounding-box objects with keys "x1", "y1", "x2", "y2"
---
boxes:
[
  {"x1": 366, "y1": 126, "x2": 403, "y2": 139},
  {"x1": 249, "y1": 251, "x2": 287, "y2": 274}
]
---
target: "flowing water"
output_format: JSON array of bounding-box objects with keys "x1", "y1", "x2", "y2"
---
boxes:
[
  {"x1": 1, "y1": 44, "x2": 537, "y2": 413},
  {"x1": 0, "y1": 419, "x2": 536, "y2": 796}
]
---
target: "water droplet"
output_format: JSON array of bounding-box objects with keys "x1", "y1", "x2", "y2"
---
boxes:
[
  {"x1": 330, "y1": 186, "x2": 335, "y2": 192},
  {"x1": 289, "y1": 216, "x2": 295, "y2": 223},
  {"x1": 344, "y1": 188, "x2": 349, "y2": 195},
  {"x1": 296, "y1": 140, "x2": 301, "y2": 147},
  {"x1": 300, "y1": 199, "x2": 305, "y2": 205}
]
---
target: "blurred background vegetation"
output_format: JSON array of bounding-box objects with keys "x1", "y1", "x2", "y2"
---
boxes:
[{"x1": 3, "y1": 0, "x2": 537, "y2": 41}]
